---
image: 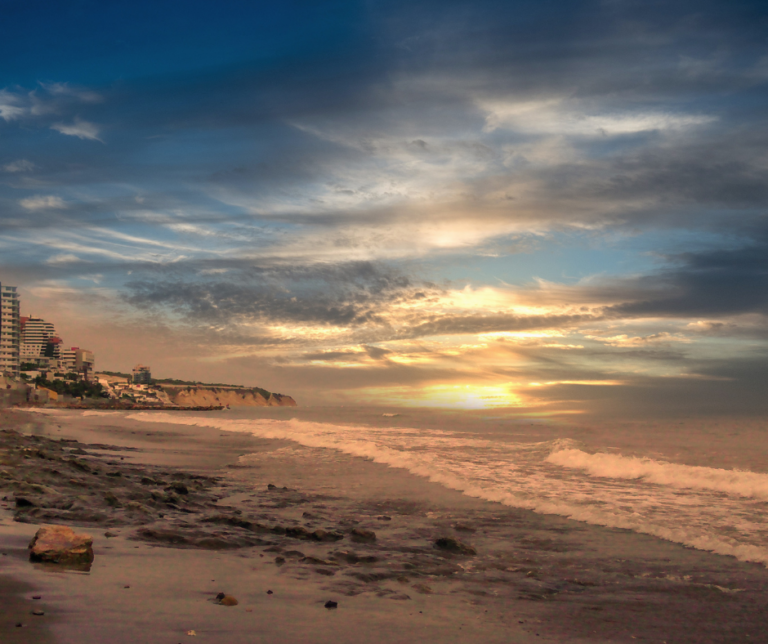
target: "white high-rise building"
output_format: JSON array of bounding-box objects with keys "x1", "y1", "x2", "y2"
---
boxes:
[
  {"x1": 0, "y1": 283, "x2": 20, "y2": 376},
  {"x1": 20, "y1": 315, "x2": 61, "y2": 362}
]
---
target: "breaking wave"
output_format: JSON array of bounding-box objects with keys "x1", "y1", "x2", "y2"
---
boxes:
[
  {"x1": 126, "y1": 412, "x2": 768, "y2": 567},
  {"x1": 546, "y1": 448, "x2": 768, "y2": 500}
]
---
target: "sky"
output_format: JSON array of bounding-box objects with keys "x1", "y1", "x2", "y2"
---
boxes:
[{"x1": 2, "y1": 0, "x2": 768, "y2": 417}]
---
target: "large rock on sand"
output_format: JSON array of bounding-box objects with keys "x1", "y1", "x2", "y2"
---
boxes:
[{"x1": 29, "y1": 525, "x2": 94, "y2": 565}]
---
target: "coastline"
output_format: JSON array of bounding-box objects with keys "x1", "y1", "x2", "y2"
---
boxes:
[{"x1": 2, "y1": 408, "x2": 767, "y2": 643}]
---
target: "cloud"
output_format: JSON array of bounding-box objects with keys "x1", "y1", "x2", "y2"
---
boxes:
[
  {"x1": 46, "y1": 254, "x2": 85, "y2": 265},
  {"x1": 606, "y1": 237, "x2": 768, "y2": 318},
  {"x1": 478, "y1": 98, "x2": 716, "y2": 135},
  {"x1": 50, "y1": 118, "x2": 102, "y2": 141},
  {"x1": 586, "y1": 332, "x2": 691, "y2": 347},
  {"x1": 19, "y1": 195, "x2": 66, "y2": 210},
  {"x1": 0, "y1": 89, "x2": 25, "y2": 121},
  {"x1": 2, "y1": 159, "x2": 36, "y2": 173},
  {"x1": 123, "y1": 261, "x2": 426, "y2": 327}
]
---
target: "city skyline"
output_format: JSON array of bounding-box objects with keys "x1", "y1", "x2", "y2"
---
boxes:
[{"x1": 2, "y1": 1, "x2": 768, "y2": 416}]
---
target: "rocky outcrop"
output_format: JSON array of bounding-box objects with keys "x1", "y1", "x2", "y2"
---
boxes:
[
  {"x1": 29, "y1": 525, "x2": 95, "y2": 565},
  {"x1": 160, "y1": 386, "x2": 297, "y2": 408}
]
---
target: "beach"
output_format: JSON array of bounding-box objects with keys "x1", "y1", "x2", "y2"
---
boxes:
[{"x1": 2, "y1": 407, "x2": 768, "y2": 643}]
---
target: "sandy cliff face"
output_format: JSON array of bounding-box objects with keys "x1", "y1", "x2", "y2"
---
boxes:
[{"x1": 160, "y1": 386, "x2": 297, "y2": 408}]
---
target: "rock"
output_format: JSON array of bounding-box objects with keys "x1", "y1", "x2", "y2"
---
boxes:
[
  {"x1": 311, "y1": 529, "x2": 344, "y2": 542},
  {"x1": 324, "y1": 600, "x2": 338, "y2": 609},
  {"x1": 104, "y1": 492, "x2": 122, "y2": 508},
  {"x1": 267, "y1": 483, "x2": 277, "y2": 490},
  {"x1": 215, "y1": 592, "x2": 238, "y2": 606},
  {"x1": 302, "y1": 556, "x2": 336, "y2": 566},
  {"x1": 31, "y1": 610, "x2": 45, "y2": 616},
  {"x1": 169, "y1": 482, "x2": 189, "y2": 495},
  {"x1": 350, "y1": 528, "x2": 376, "y2": 543},
  {"x1": 275, "y1": 556, "x2": 286, "y2": 566},
  {"x1": 15, "y1": 496, "x2": 36, "y2": 508},
  {"x1": 104, "y1": 531, "x2": 119, "y2": 538},
  {"x1": 434, "y1": 537, "x2": 477, "y2": 555},
  {"x1": 376, "y1": 515, "x2": 392, "y2": 521},
  {"x1": 452, "y1": 523, "x2": 476, "y2": 533},
  {"x1": 125, "y1": 501, "x2": 152, "y2": 514},
  {"x1": 266, "y1": 590, "x2": 273, "y2": 594},
  {"x1": 285, "y1": 526, "x2": 310, "y2": 539},
  {"x1": 412, "y1": 583, "x2": 433, "y2": 594},
  {"x1": 283, "y1": 550, "x2": 306, "y2": 559},
  {"x1": 29, "y1": 526, "x2": 94, "y2": 565}
]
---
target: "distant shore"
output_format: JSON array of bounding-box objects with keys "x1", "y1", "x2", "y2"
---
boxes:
[{"x1": 2, "y1": 408, "x2": 767, "y2": 643}]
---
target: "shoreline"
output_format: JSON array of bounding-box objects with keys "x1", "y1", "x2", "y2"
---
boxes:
[{"x1": 2, "y1": 408, "x2": 768, "y2": 643}]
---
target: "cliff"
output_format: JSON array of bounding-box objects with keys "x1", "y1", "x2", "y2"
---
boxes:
[{"x1": 159, "y1": 385, "x2": 297, "y2": 408}]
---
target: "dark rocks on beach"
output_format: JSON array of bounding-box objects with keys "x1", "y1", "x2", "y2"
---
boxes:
[
  {"x1": 434, "y1": 537, "x2": 477, "y2": 556},
  {"x1": 285, "y1": 526, "x2": 311, "y2": 539},
  {"x1": 283, "y1": 549, "x2": 306, "y2": 559},
  {"x1": 168, "y1": 482, "x2": 189, "y2": 495},
  {"x1": 350, "y1": 528, "x2": 376, "y2": 543},
  {"x1": 29, "y1": 525, "x2": 95, "y2": 565},
  {"x1": 314, "y1": 568, "x2": 336, "y2": 576},
  {"x1": 104, "y1": 492, "x2": 122, "y2": 507},
  {"x1": 311, "y1": 529, "x2": 344, "y2": 542}
]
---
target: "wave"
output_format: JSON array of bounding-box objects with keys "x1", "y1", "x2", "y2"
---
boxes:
[
  {"x1": 125, "y1": 412, "x2": 768, "y2": 566},
  {"x1": 546, "y1": 447, "x2": 768, "y2": 500}
]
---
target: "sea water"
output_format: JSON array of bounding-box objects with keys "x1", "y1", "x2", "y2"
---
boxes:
[{"x1": 126, "y1": 407, "x2": 768, "y2": 566}]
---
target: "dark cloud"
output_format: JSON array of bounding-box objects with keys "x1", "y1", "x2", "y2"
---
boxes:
[
  {"x1": 363, "y1": 345, "x2": 392, "y2": 360},
  {"x1": 607, "y1": 232, "x2": 768, "y2": 318},
  {"x1": 124, "y1": 261, "x2": 432, "y2": 327}
]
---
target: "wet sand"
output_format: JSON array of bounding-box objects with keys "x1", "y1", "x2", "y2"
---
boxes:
[{"x1": 2, "y1": 408, "x2": 767, "y2": 643}]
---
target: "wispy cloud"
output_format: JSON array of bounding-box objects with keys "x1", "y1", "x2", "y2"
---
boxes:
[
  {"x1": 0, "y1": 89, "x2": 25, "y2": 121},
  {"x1": 46, "y1": 253, "x2": 85, "y2": 265},
  {"x1": 51, "y1": 118, "x2": 103, "y2": 142},
  {"x1": 19, "y1": 195, "x2": 66, "y2": 210},
  {"x1": 2, "y1": 159, "x2": 36, "y2": 173}
]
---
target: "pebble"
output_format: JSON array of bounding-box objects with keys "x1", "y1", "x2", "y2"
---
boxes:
[
  {"x1": 32, "y1": 610, "x2": 45, "y2": 616},
  {"x1": 216, "y1": 592, "x2": 239, "y2": 606}
]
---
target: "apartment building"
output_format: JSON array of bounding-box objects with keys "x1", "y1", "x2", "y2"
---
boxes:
[
  {"x1": 0, "y1": 283, "x2": 20, "y2": 376},
  {"x1": 20, "y1": 315, "x2": 62, "y2": 362},
  {"x1": 132, "y1": 364, "x2": 152, "y2": 384},
  {"x1": 60, "y1": 347, "x2": 95, "y2": 378}
]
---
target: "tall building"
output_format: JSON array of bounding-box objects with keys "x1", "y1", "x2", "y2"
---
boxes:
[
  {"x1": 132, "y1": 364, "x2": 152, "y2": 384},
  {"x1": 20, "y1": 316, "x2": 61, "y2": 362},
  {"x1": 0, "y1": 283, "x2": 21, "y2": 376}
]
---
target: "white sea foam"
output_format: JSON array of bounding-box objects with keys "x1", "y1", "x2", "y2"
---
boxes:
[
  {"x1": 546, "y1": 448, "x2": 768, "y2": 500},
  {"x1": 125, "y1": 412, "x2": 768, "y2": 567}
]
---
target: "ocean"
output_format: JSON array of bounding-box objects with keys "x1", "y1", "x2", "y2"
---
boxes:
[{"x1": 123, "y1": 407, "x2": 768, "y2": 567}]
